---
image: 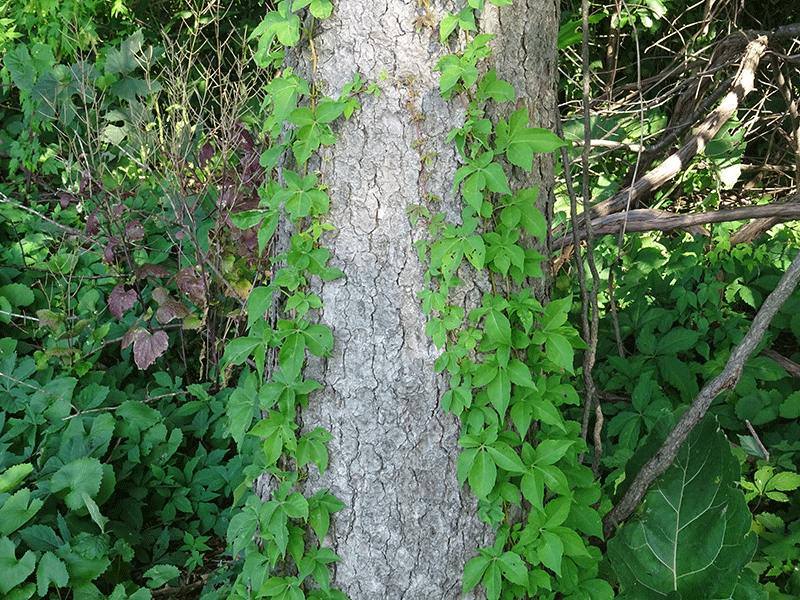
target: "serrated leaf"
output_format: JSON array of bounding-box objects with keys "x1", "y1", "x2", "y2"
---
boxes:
[
  {"x1": 608, "y1": 416, "x2": 757, "y2": 600},
  {"x1": 767, "y1": 471, "x2": 800, "y2": 492},
  {"x1": 0, "y1": 488, "x2": 43, "y2": 535},
  {"x1": 144, "y1": 564, "x2": 181, "y2": 588},
  {"x1": 0, "y1": 537, "x2": 36, "y2": 594},
  {"x1": 462, "y1": 553, "x2": 491, "y2": 592},
  {"x1": 545, "y1": 332, "x2": 574, "y2": 373},
  {"x1": 50, "y1": 458, "x2": 103, "y2": 511},
  {"x1": 498, "y1": 551, "x2": 528, "y2": 585},
  {"x1": 469, "y1": 450, "x2": 497, "y2": 498},
  {"x1": 36, "y1": 552, "x2": 68, "y2": 597},
  {"x1": 0, "y1": 464, "x2": 33, "y2": 494},
  {"x1": 655, "y1": 327, "x2": 702, "y2": 355}
]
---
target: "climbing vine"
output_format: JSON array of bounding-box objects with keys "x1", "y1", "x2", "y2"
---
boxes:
[
  {"x1": 418, "y1": 6, "x2": 614, "y2": 600},
  {"x1": 224, "y1": 0, "x2": 614, "y2": 598},
  {"x1": 218, "y1": 1, "x2": 383, "y2": 598}
]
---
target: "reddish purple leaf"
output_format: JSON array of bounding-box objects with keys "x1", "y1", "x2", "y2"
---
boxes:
[
  {"x1": 135, "y1": 263, "x2": 170, "y2": 279},
  {"x1": 235, "y1": 122, "x2": 256, "y2": 153},
  {"x1": 103, "y1": 237, "x2": 121, "y2": 265},
  {"x1": 156, "y1": 300, "x2": 191, "y2": 324},
  {"x1": 86, "y1": 209, "x2": 100, "y2": 235},
  {"x1": 176, "y1": 267, "x2": 207, "y2": 306},
  {"x1": 122, "y1": 325, "x2": 145, "y2": 350},
  {"x1": 125, "y1": 219, "x2": 144, "y2": 242},
  {"x1": 132, "y1": 329, "x2": 169, "y2": 370},
  {"x1": 198, "y1": 141, "x2": 215, "y2": 168},
  {"x1": 108, "y1": 283, "x2": 137, "y2": 320}
]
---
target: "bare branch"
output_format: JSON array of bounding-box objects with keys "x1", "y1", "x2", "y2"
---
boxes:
[
  {"x1": 564, "y1": 34, "x2": 768, "y2": 237},
  {"x1": 554, "y1": 198, "x2": 800, "y2": 249}
]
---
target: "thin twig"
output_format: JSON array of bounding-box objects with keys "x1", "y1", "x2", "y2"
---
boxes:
[{"x1": 745, "y1": 419, "x2": 770, "y2": 462}]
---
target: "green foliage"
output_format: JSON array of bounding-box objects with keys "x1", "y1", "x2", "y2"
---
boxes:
[
  {"x1": 0, "y1": 3, "x2": 287, "y2": 598},
  {"x1": 609, "y1": 415, "x2": 760, "y2": 599},
  {"x1": 420, "y1": 7, "x2": 615, "y2": 600}
]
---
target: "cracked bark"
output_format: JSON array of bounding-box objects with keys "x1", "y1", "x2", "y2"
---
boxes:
[{"x1": 261, "y1": 1, "x2": 558, "y2": 598}]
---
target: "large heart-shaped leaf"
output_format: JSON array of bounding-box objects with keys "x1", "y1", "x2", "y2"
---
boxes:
[{"x1": 608, "y1": 415, "x2": 758, "y2": 600}]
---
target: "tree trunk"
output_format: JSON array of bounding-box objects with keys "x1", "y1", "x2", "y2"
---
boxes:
[{"x1": 270, "y1": 1, "x2": 559, "y2": 597}]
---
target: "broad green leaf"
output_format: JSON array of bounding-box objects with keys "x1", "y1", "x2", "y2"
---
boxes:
[
  {"x1": 0, "y1": 488, "x2": 43, "y2": 536},
  {"x1": 487, "y1": 370, "x2": 511, "y2": 417},
  {"x1": 534, "y1": 439, "x2": 574, "y2": 465},
  {"x1": 521, "y1": 471, "x2": 545, "y2": 513},
  {"x1": 496, "y1": 108, "x2": 566, "y2": 170},
  {"x1": 497, "y1": 551, "x2": 528, "y2": 586},
  {"x1": 222, "y1": 336, "x2": 262, "y2": 366},
  {"x1": 0, "y1": 283, "x2": 34, "y2": 307},
  {"x1": 50, "y1": 458, "x2": 103, "y2": 511},
  {"x1": 537, "y1": 530, "x2": 564, "y2": 575},
  {"x1": 0, "y1": 464, "x2": 33, "y2": 494},
  {"x1": 655, "y1": 327, "x2": 702, "y2": 355},
  {"x1": 608, "y1": 416, "x2": 757, "y2": 599},
  {"x1": 469, "y1": 450, "x2": 497, "y2": 498},
  {"x1": 36, "y1": 552, "x2": 68, "y2": 597},
  {"x1": 227, "y1": 496, "x2": 260, "y2": 557},
  {"x1": 279, "y1": 332, "x2": 306, "y2": 380},
  {"x1": 484, "y1": 310, "x2": 511, "y2": 345},
  {"x1": 544, "y1": 331, "x2": 574, "y2": 373},
  {"x1": 0, "y1": 536, "x2": 36, "y2": 594},
  {"x1": 486, "y1": 443, "x2": 526, "y2": 474},
  {"x1": 144, "y1": 564, "x2": 180, "y2": 588},
  {"x1": 477, "y1": 69, "x2": 514, "y2": 102},
  {"x1": 463, "y1": 553, "x2": 492, "y2": 592},
  {"x1": 247, "y1": 286, "x2": 274, "y2": 329}
]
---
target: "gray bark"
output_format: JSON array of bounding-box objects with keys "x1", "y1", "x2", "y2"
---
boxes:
[{"x1": 266, "y1": 1, "x2": 558, "y2": 598}]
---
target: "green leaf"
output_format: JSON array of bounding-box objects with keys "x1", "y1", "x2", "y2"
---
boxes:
[
  {"x1": 462, "y1": 553, "x2": 491, "y2": 592},
  {"x1": 0, "y1": 284, "x2": 34, "y2": 307},
  {"x1": 484, "y1": 310, "x2": 511, "y2": 345},
  {"x1": 222, "y1": 337, "x2": 262, "y2": 366},
  {"x1": 767, "y1": 471, "x2": 800, "y2": 492},
  {"x1": 496, "y1": 108, "x2": 566, "y2": 170},
  {"x1": 487, "y1": 443, "x2": 526, "y2": 474},
  {"x1": 545, "y1": 332, "x2": 574, "y2": 373},
  {"x1": 608, "y1": 416, "x2": 757, "y2": 599},
  {"x1": 534, "y1": 439, "x2": 574, "y2": 465},
  {"x1": 36, "y1": 552, "x2": 68, "y2": 597},
  {"x1": 654, "y1": 327, "x2": 702, "y2": 355},
  {"x1": 537, "y1": 530, "x2": 564, "y2": 575},
  {"x1": 481, "y1": 162, "x2": 511, "y2": 195},
  {"x1": 0, "y1": 536, "x2": 36, "y2": 594},
  {"x1": 469, "y1": 450, "x2": 497, "y2": 498},
  {"x1": 487, "y1": 369, "x2": 511, "y2": 418},
  {"x1": 279, "y1": 332, "x2": 306, "y2": 380},
  {"x1": 50, "y1": 458, "x2": 103, "y2": 511},
  {"x1": 227, "y1": 496, "x2": 260, "y2": 557},
  {"x1": 0, "y1": 488, "x2": 43, "y2": 536},
  {"x1": 477, "y1": 69, "x2": 514, "y2": 102},
  {"x1": 144, "y1": 564, "x2": 181, "y2": 588},
  {"x1": 0, "y1": 464, "x2": 33, "y2": 494},
  {"x1": 498, "y1": 551, "x2": 528, "y2": 586},
  {"x1": 439, "y1": 13, "x2": 460, "y2": 43},
  {"x1": 308, "y1": 0, "x2": 333, "y2": 18}
]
